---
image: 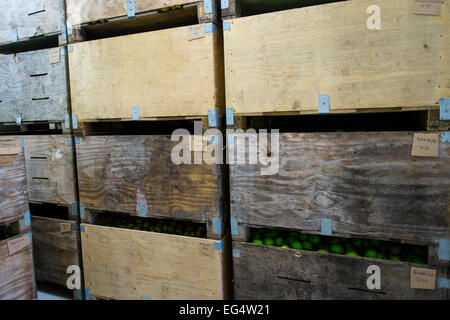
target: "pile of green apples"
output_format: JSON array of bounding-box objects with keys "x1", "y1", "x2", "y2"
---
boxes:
[{"x1": 249, "y1": 228, "x2": 427, "y2": 264}]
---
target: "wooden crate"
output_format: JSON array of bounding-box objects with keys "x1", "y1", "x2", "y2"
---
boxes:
[
  {"x1": 76, "y1": 135, "x2": 226, "y2": 238},
  {"x1": 0, "y1": 48, "x2": 69, "y2": 124},
  {"x1": 230, "y1": 132, "x2": 450, "y2": 252},
  {"x1": 81, "y1": 223, "x2": 231, "y2": 300},
  {"x1": 232, "y1": 241, "x2": 449, "y2": 300},
  {"x1": 0, "y1": 233, "x2": 37, "y2": 300},
  {"x1": 31, "y1": 216, "x2": 79, "y2": 288},
  {"x1": 223, "y1": 0, "x2": 450, "y2": 116},
  {"x1": 66, "y1": 0, "x2": 219, "y2": 41},
  {"x1": 0, "y1": 139, "x2": 29, "y2": 225},
  {"x1": 68, "y1": 23, "x2": 225, "y2": 124},
  {"x1": 0, "y1": 0, "x2": 66, "y2": 51}
]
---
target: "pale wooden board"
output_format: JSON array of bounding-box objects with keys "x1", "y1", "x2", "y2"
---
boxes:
[
  {"x1": 0, "y1": 0, "x2": 65, "y2": 46},
  {"x1": 0, "y1": 48, "x2": 68, "y2": 123},
  {"x1": 233, "y1": 242, "x2": 449, "y2": 300},
  {"x1": 68, "y1": 24, "x2": 222, "y2": 121},
  {"x1": 31, "y1": 216, "x2": 79, "y2": 287},
  {"x1": 224, "y1": 0, "x2": 450, "y2": 114},
  {"x1": 66, "y1": 0, "x2": 199, "y2": 26},
  {"x1": 11, "y1": 135, "x2": 75, "y2": 206},
  {"x1": 81, "y1": 224, "x2": 229, "y2": 300},
  {"x1": 76, "y1": 136, "x2": 220, "y2": 223},
  {"x1": 230, "y1": 132, "x2": 450, "y2": 243},
  {"x1": 0, "y1": 140, "x2": 29, "y2": 225},
  {"x1": 0, "y1": 234, "x2": 37, "y2": 300}
]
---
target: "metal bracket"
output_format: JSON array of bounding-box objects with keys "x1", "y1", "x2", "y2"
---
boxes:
[
  {"x1": 205, "y1": 23, "x2": 215, "y2": 34},
  {"x1": 15, "y1": 113, "x2": 22, "y2": 125},
  {"x1": 226, "y1": 108, "x2": 234, "y2": 125},
  {"x1": 61, "y1": 25, "x2": 67, "y2": 41},
  {"x1": 20, "y1": 139, "x2": 24, "y2": 148},
  {"x1": 132, "y1": 106, "x2": 140, "y2": 120},
  {"x1": 66, "y1": 137, "x2": 80, "y2": 146},
  {"x1": 11, "y1": 29, "x2": 18, "y2": 42},
  {"x1": 71, "y1": 203, "x2": 85, "y2": 219},
  {"x1": 138, "y1": 202, "x2": 147, "y2": 217},
  {"x1": 221, "y1": 0, "x2": 229, "y2": 9},
  {"x1": 72, "y1": 115, "x2": 78, "y2": 129},
  {"x1": 85, "y1": 288, "x2": 91, "y2": 300},
  {"x1": 127, "y1": 0, "x2": 135, "y2": 18},
  {"x1": 204, "y1": 0, "x2": 215, "y2": 14},
  {"x1": 60, "y1": 47, "x2": 66, "y2": 56},
  {"x1": 213, "y1": 242, "x2": 223, "y2": 251},
  {"x1": 438, "y1": 239, "x2": 450, "y2": 261},
  {"x1": 212, "y1": 218, "x2": 222, "y2": 235},
  {"x1": 440, "y1": 98, "x2": 450, "y2": 120},
  {"x1": 28, "y1": 233, "x2": 33, "y2": 241},
  {"x1": 223, "y1": 21, "x2": 230, "y2": 31},
  {"x1": 24, "y1": 211, "x2": 31, "y2": 226},
  {"x1": 230, "y1": 218, "x2": 238, "y2": 236},
  {"x1": 318, "y1": 95, "x2": 330, "y2": 114},
  {"x1": 80, "y1": 225, "x2": 86, "y2": 233},
  {"x1": 442, "y1": 132, "x2": 450, "y2": 143},
  {"x1": 68, "y1": 44, "x2": 73, "y2": 53},
  {"x1": 142, "y1": 296, "x2": 150, "y2": 300},
  {"x1": 321, "y1": 218, "x2": 332, "y2": 236},
  {"x1": 208, "y1": 110, "x2": 219, "y2": 127},
  {"x1": 232, "y1": 249, "x2": 240, "y2": 257},
  {"x1": 67, "y1": 21, "x2": 73, "y2": 36},
  {"x1": 439, "y1": 278, "x2": 450, "y2": 289}
]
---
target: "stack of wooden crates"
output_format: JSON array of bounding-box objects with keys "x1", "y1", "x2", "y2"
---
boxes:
[{"x1": 222, "y1": 0, "x2": 450, "y2": 299}]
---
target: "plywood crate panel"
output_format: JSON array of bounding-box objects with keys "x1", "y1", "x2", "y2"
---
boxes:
[
  {"x1": 68, "y1": 23, "x2": 225, "y2": 122},
  {"x1": 232, "y1": 241, "x2": 449, "y2": 300},
  {"x1": 0, "y1": 0, "x2": 65, "y2": 48},
  {"x1": 224, "y1": 0, "x2": 450, "y2": 115},
  {"x1": 81, "y1": 223, "x2": 230, "y2": 300},
  {"x1": 31, "y1": 216, "x2": 79, "y2": 287},
  {"x1": 230, "y1": 132, "x2": 450, "y2": 248},
  {"x1": 0, "y1": 139, "x2": 29, "y2": 225},
  {"x1": 0, "y1": 48, "x2": 68, "y2": 123}
]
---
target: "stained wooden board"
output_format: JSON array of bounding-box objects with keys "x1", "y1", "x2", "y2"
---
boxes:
[
  {"x1": 0, "y1": 0, "x2": 65, "y2": 46},
  {"x1": 230, "y1": 132, "x2": 450, "y2": 243},
  {"x1": 81, "y1": 224, "x2": 230, "y2": 300},
  {"x1": 11, "y1": 135, "x2": 75, "y2": 206},
  {"x1": 0, "y1": 234, "x2": 37, "y2": 300},
  {"x1": 0, "y1": 48, "x2": 68, "y2": 123},
  {"x1": 224, "y1": 0, "x2": 450, "y2": 114},
  {"x1": 31, "y1": 216, "x2": 79, "y2": 287},
  {"x1": 232, "y1": 242, "x2": 449, "y2": 300},
  {"x1": 0, "y1": 139, "x2": 29, "y2": 225},
  {"x1": 68, "y1": 24, "x2": 223, "y2": 121},
  {"x1": 76, "y1": 135, "x2": 221, "y2": 223}
]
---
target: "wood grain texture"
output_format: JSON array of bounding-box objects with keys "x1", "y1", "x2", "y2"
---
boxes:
[
  {"x1": 76, "y1": 136, "x2": 220, "y2": 223},
  {"x1": 69, "y1": 24, "x2": 224, "y2": 121},
  {"x1": 0, "y1": 139, "x2": 29, "y2": 225},
  {"x1": 0, "y1": 49, "x2": 68, "y2": 123},
  {"x1": 0, "y1": 234, "x2": 37, "y2": 300},
  {"x1": 31, "y1": 216, "x2": 79, "y2": 287},
  {"x1": 232, "y1": 242, "x2": 449, "y2": 300},
  {"x1": 81, "y1": 224, "x2": 229, "y2": 300},
  {"x1": 11, "y1": 135, "x2": 75, "y2": 206},
  {"x1": 66, "y1": 0, "x2": 199, "y2": 26},
  {"x1": 224, "y1": 0, "x2": 450, "y2": 114},
  {"x1": 0, "y1": 0, "x2": 65, "y2": 46},
  {"x1": 230, "y1": 132, "x2": 450, "y2": 243}
]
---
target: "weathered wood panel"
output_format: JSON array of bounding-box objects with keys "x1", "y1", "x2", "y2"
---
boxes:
[
  {"x1": 233, "y1": 242, "x2": 449, "y2": 300},
  {"x1": 0, "y1": 139, "x2": 29, "y2": 225},
  {"x1": 224, "y1": 0, "x2": 450, "y2": 114},
  {"x1": 31, "y1": 216, "x2": 79, "y2": 287},
  {"x1": 81, "y1": 224, "x2": 230, "y2": 300},
  {"x1": 230, "y1": 132, "x2": 450, "y2": 243},
  {"x1": 76, "y1": 136, "x2": 221, "y2": 224},
  {"x1": 0, "y1": 48, "x2": 68, "y2": 123},
  {"x1": 0, "y1": 0, "x2": 65, "y2": 46},
  {"x1": 68, "y1": 24, "x2": 224, "y2": 121},
  {"x1": 12, "y1": 135, "x2": 75, "y2": 206},
  {"x1": 0, "y1": 234, "x2": 37, "y2": 300}
]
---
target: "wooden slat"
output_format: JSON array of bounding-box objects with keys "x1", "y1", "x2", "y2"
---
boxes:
[
  {"x1": 0, "y1": 48, "x2": 68, "y2": 123},
  {"x1": 0, "y1": 139, "x2": 28, "y2": 225},
  {"x1": 230, "y1": 132, "x2": 450, "y2": 243},
  {"x1": 224, "y1": 0, "x2": 450, "y2": 114},
  {"x1": 76, "y1": 135, "x2": 220, "y2": 224},
  {"x1": 69, "y1": 24, "x2": 224, "y2": 121},
  {"x1": 232, "y1": 242, "x2": 449, "y2": 300},
  {"x1": 81, "y1": 224, "x2": 229, "y2": 300},
  {"x1": 0, "y1": 234, "x2": 37, "y2": 300},
  {"x1": 0, "y1": 0, "x2": 65, "y2": 46},
  {"x1": 31, "y1": 216, "x2": 79, "y2": 287}
]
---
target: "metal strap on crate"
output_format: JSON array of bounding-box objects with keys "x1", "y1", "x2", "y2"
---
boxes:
[
  {"x1": 127, "y1": 0, "x2": 135, "y2": 18},
  {"x1": 318, "y1": 95, "x2": 330, "y2": 114},
  {"x1": 321, "y1": 218, "x2": 332, "y2": 236},
  {"x1": 440, "y1": 98, "x2": 450, "y2": 120},
  {"x1": 221, "y1": 0, "x2": 229, "y2": 9}
]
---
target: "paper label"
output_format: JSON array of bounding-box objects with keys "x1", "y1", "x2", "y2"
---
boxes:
[
  {"x1": 0, "y1": 140, "x2": 21, "y2": 155},
  {"x1": 60, "y1": 223, "x2": 72, "y2": 233},
  {"x1": 410, "y1": 267, "x2": 436, "y2": 289},
  {"x1": 414, "y1": 0, "x2": 441, "y2": 16},
  {"x1": 188, "y1": 25, "x2": 205, "y2": 40},
  {"x1": 7, "y1": 234, "x2": 30, "y2": 256},
  {"x1": 48, "y1": 47, "x2": 60, "y2": 64},
  {"x1": 411, "y1": 133, "x2": 439, "y2": 157}
]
